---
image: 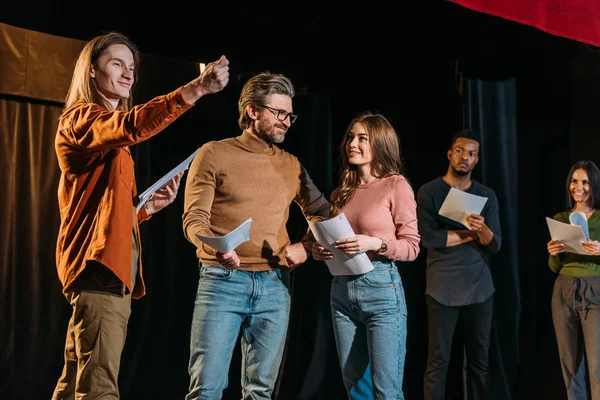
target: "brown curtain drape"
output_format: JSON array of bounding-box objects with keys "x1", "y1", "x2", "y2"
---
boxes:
[
  {"x1": 0, "y1": 23, "x2": 86, "y2": 398},
  {"x1": 0, "y1": 97, "x2": 70, "y2": 398}
]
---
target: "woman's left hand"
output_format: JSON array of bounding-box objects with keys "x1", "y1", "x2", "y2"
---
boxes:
[
  {"x1": 335, "y1": 235, "x2": 381, "y2": 255},
  {"x1": 580, "y1": 240, "x2": 600, "y2": 256}
]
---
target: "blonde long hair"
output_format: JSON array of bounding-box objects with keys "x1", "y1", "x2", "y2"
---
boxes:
[
  {"x1": 331, "y1": 112, "x2": 404, "y2": 215},
  {"x1": 64, "y1": 32, "x2": 140, "y2": 112}
]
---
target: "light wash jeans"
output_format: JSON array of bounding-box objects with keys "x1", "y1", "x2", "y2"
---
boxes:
[
  {"x1": 186, "y1": 264, "x2": 291, "y2": 400},
  {"x1": 330, "y1": 260, "x2": 407, "y2": 400}
]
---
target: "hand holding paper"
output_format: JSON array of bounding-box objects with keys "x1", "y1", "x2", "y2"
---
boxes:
[
  {"x1": 216, "y1": 249, "x2": 241, "y2": 269},
  {"x1": 195, "y1": 218, "x2": 252, "y2": 253},
  {"x1": 547, "y1": 239, "x2": 565, "y2": 256},
  {"x1": 438, "y1": 187, "x2": 488, "y2": 229},
  {"x1": 580, "y1": 240, "x2": 600, "y2": 256},
  {"x1": 136, "y1": 148, "x2": 200, "y2": 212},
  {"x1": 546, "y1": 217, "x2": 588, "y2": 255},
  {"x1": 308, "y1": 214, "x2": 373, "y2": 276},
  {"x1": 144, "y1": 171, "x2": 184, "y2": 215}
]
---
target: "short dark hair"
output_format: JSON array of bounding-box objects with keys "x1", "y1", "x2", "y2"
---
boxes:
[
  {"x1": 450, "y1": 129, "x2": 479, "y2": 148},
  {"x1": 565, "y1": 160, "x2": 600, "y2": 209}
]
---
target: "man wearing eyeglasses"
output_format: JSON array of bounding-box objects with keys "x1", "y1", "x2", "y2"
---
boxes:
[{"x1": 182, "y1": 72, "x2": 330, "y2": 399}]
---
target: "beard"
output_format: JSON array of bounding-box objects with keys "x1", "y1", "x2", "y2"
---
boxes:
[
  {"x1": 256, "y1": 119, "x2": 286, "y2": 144},
  {"x1": 451, "y1": 165, "x2": 471, "y2": 176}
]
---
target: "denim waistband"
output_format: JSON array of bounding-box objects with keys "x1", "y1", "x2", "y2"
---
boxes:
[
  {"x1": 203, "y1": 263, "x2": 283, "y2": 279},
  {"x1": 371, "y1": 259, "x2": 394, "y2": 269}
]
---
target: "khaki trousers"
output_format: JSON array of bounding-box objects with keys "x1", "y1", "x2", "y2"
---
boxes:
[{"x1": 52, "y1": 263, "x2": 132, "y2": 400}]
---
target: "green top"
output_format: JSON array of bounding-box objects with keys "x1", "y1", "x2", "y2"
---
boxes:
[{"x1": 548, "y1": 209, "x2": 600, "y2": 276}]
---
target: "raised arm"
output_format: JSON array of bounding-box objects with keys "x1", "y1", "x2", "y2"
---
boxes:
[{"x1": 59, "y1": 55, "x2": 229, "y2": 154}]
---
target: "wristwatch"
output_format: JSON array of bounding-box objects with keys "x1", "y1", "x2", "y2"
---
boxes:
[
  {"x1": 302, "y1": 240, "x2": 315, "y2": 254},
  {"x1": 377, "y1": 238, "x2": 388, "y2": 255}
]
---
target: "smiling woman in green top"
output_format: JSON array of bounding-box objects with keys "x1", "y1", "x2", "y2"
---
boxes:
[{"x1": 547, "y1": 160, "x2": 600, "y2": 400}]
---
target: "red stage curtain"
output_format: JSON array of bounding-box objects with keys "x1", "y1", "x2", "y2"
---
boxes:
[{"x1": 448, "y1": 0, "x2": 600, "y2": 46}]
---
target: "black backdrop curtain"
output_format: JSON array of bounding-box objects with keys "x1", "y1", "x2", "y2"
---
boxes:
[
  {"x1": 466, "y1": 77, "x2": 520, "y2": 400},
  {"x1": 4, "y1": 9, "x2": 600, "y2": 399}
]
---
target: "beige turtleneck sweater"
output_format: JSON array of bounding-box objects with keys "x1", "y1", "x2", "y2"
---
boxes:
[{"x1": 183, "y1": 130, "x2": 330, "y2": 270}]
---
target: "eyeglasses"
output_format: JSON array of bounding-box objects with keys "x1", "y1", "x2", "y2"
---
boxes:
[{"x1": 259, "y1": 104, "x2": 298, "y2": 124}]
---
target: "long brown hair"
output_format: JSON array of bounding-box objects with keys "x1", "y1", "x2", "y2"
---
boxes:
[
  {"x1": 565, "y1": 160, "x2": 600, "y2": 210},
  {"x1": 331, "y1": 112, "x2": 404, "y2": 215},
  {"x1": 64, "y1": 32, "x2": 140, "y2": 112}
]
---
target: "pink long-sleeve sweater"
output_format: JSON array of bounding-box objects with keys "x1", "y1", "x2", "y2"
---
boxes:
[{"x1": 333, "y1": 174, "x2": 420, "y2": 261}]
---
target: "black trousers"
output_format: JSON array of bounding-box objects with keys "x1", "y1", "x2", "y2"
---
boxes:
[{"x1": 423, "y1": 295, "x2": 493, "y2": 400}]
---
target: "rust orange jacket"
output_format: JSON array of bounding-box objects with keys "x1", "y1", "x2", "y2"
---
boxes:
[{"x1": 55, "y1": 88, "x2": 193, "y2": 299}]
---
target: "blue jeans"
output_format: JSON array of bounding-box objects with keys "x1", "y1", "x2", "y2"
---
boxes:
[
  {"x1": 330, "y1": 260, "x2": 407, "y2": 400},
  {"x1": 186, "y1": 264, "x2": 291, "y2": 400}
]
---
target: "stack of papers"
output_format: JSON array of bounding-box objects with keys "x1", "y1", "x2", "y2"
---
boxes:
[
  {"x1": 308, "y1": 214, "x2": 374, "y2": 276},
  {"x1": 546, "y1": 217, "x2": 588, "y2": 255}
]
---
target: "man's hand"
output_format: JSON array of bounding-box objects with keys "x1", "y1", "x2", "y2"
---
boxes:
[
  {"x1": 182, "y1": 55, "x2": 230, "y2": 104},
  {"x1": 217, "y1": 250, "x2": 240, "y2": 269},
  {"x1": 144, "y1": 171, "x2": 184, "y2": 216},
  {"x1": 466, "y1": 214, "x2": 486, "y2": 232},
  {"x1": 466, "y1": 214, "x2": 493, "y2": 245},
  {"x1": 286, "y1": 242, "x2": 308, "y2": 270}
]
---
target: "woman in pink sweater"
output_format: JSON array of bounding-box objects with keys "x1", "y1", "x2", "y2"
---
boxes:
[{"x1": 311, "y1": 112, "x2": 420, "y2": 399}]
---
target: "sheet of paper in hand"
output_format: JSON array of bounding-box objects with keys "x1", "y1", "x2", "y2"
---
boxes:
[
  {"x1": 136, "y1": 148, "x2": 200, "y2": 212},
  {"x1": 546, "y1": 217, "x2": 588, "y2": 255},
  {"x1": 195, "y1": 218, "x2": 252, "y2": 254},
  {"x1": 308, "y1": 213, "x2": 374, "y2": 276},
  {"x1": 438, "y1": 187, "x2": 488, "y2": 229}
]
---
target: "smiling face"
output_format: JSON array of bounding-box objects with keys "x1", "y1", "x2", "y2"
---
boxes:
[
  {"x1": 90, "y1": 44, "x2": 135, "y2": 110},
  {"x1": 570, "y1": 168, "x2": 591, "y2": 207},
  {"x1": 254, "y1": 94, "x2": 293, "y2": 144},
  {"x1": 448, "y1": 138, "x2": 479, "y2": 176},
  {"x1": 346, "y1": 122, "x2": 373, "y2": 168}
]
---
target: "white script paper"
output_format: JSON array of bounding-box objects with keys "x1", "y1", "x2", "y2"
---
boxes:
[
  {"x1": 546, "y1": 217, "x2": 588, "y2": 255},
  {"x1": 195, "y1": 218, "x2": 252, "y2": 253},
  {"x1": 136, "y1": 148, "x2": 200, "y2": 212},
  {"x1": 438, "y1": 187, "x2": 488, "y2": 229},
  {"x1": 308, "y1": 214, "x2": 374, "y2": 276}
]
